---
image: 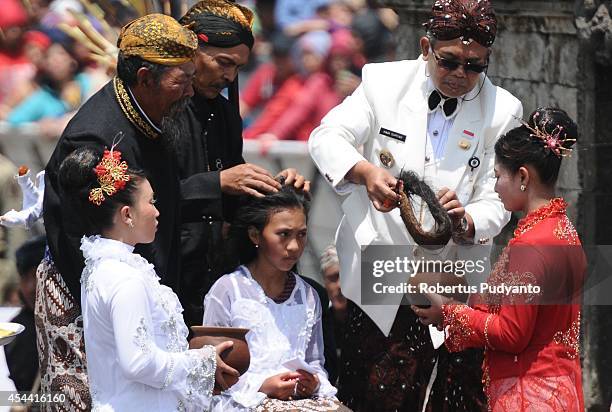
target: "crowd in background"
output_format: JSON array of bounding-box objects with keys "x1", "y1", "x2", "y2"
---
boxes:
[
  {"x1": 0, "y1": 0, "x2": 397, "y2": 139},
  {"x1": 240, "y1": 0, "x2": 397, "y2": 144}
]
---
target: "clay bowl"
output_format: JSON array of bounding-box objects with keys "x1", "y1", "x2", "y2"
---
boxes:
[{"x1": 189, "y1": 326, "x2": 250, "y2": 392}]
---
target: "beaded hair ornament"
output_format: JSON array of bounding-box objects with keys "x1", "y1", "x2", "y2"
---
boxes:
[
  {"x1": 88, "y1": 148, "x2": 130, "y2": 206},
  {"x1": 518, "y1": 112, "x2": 576, "y2": 158}
]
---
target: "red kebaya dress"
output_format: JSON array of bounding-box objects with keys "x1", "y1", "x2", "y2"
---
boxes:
[{"x1": 443, "y1": 198, "x2": 585, "y2": 411}]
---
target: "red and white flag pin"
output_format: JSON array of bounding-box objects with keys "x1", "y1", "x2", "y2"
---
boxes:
[{"x1": 463, "y1": 130, "x2": 475, "y2": 138}]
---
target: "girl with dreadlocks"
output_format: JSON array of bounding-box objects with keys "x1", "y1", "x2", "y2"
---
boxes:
[{"x1": 414, "y1": 108, "x2": 586, "y2": 411}]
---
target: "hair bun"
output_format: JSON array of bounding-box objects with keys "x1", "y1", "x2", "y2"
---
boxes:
[
  {"x1": 528, "y1": 107, "x2": 578, "y2": 150},
  {"x1": 58, "y1": 147, "x2": 102, "y2": 195}
]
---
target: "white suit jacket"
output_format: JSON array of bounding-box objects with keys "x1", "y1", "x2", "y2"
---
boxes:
[{"x1": 309, "y1": 58, "x2": 523, "y2": 336}]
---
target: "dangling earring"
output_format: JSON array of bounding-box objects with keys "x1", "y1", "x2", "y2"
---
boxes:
[
  {"x1": 520, "y1": 184, "x2": 526, "y2": 192},
  {"x1": 128, "y1": 220, "x2": 134, "y2": 228}
]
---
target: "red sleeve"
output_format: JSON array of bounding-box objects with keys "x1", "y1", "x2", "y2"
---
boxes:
[
  {"x1": 241, "y1": 64, "x2": 274, "y2": 109},
  {"x1": 444, "y1": 245, "x2": 545, "y2": 354},
  {"x1": 267, "y1": 73, "x2": 329, "y2": 140},
  {"x1": 243, "y1": 76, "x2": 303, "y2": 139}
]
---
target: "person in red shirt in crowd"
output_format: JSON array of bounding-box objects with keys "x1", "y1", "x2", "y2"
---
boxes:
[
  {"x1": 240, "y1": 32, "x2": 297, "y2": 121},
  {"x1": 0, "y1": 30, "x2": 51, "y2": 119},
  {"x1": 0, "y1": 0, "x2": 35, "y2": 108},
  {"x1": 246, "y1": 29, "x2": 359, "y2": 144}
]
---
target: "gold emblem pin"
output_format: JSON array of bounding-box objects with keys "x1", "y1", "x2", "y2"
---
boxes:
[
  {"x1": 459, "y1": 140, "x2": 471, "y2": 150},
  {"x1": 379, "y1": 149, "x2": 395, "y2": 168}
]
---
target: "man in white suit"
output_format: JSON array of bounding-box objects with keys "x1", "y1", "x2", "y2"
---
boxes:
[{"x1": 309, "y1": 0, "x2": 523, "y2": 410}]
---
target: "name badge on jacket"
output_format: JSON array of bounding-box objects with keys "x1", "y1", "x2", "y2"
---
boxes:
[{"x1": 379, "y1": 127, "x2": 406, "y2": 143}]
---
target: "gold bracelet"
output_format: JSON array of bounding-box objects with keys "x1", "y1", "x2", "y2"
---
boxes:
[{"x1": 484, "y1": 314, "x2": 495, "y2": 350}]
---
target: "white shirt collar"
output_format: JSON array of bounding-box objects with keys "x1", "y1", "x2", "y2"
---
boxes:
[{"x1": 81, "y1": 235, "x2": 135, "y2": 260}]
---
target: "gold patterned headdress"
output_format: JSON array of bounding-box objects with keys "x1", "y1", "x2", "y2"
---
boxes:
[
  {"x1": 117, "y1": 13, "x2": 197, "y2": 65},
  {"x1": 88, "y1": 149, "x2": 131, "y2": 206}
]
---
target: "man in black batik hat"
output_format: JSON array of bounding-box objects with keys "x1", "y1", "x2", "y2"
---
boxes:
[{"x1": 177, "y1": 0, "x2": 309, "y2": 329}]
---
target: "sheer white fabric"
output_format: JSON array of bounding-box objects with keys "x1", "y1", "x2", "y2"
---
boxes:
[
  {"x1": 80, "y1": 236, "x2": 216, "y2": 412},
  {"x1": 203, "y1": 265, "x2": 337, "y2": 411}
]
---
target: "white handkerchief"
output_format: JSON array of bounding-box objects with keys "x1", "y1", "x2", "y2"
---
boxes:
[
  {"x1": 282, "y1": 358, "x2": 318, "y2": 375},
  {"x1": 429, "y1": 325, "x2": 446, "y2": 349}
]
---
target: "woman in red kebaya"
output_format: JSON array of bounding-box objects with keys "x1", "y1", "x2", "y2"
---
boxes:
[{"x1": 413, "y1": 107, "x2": 586, "y2": 411}]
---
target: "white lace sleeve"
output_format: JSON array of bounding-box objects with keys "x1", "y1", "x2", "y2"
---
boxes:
[
  {"x1": 108, "y1": 274, "x2": 216, "y2": 410},
  {"x1": 203, "y1": 275, "x2": 268, "y2": 409},
  {"x1": 304, "y1": 289, "x2": 337, "y2": 398}
]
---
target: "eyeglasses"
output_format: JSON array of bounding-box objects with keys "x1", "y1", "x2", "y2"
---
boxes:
[{"x1": 431, "y1": 49, "x2": 488, "y2": 74}]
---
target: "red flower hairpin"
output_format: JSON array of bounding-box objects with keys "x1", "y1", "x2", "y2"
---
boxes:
[{"x1": 88, "y1": 149, "x2": 131, "y2": 206}]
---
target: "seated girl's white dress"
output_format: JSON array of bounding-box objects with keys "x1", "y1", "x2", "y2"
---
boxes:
[
  {"x1": 80, "y1": 236, "x2": 217, "y2": 412},
  {"x1": 203, "y1": 265, "x2": 338, "y2": 411}
]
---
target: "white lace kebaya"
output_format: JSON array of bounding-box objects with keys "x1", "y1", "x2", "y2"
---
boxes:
[
  {"x1": 203, "y1": 265, "x2": 338, "y2": 411},
  {"x1": 80, "y1": 235, "x2": 216, "y2": 412}
]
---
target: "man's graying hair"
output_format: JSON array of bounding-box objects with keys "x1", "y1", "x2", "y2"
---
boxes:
[{"x1": 116, "y1": 52, "x2": 170, "y2": 87}]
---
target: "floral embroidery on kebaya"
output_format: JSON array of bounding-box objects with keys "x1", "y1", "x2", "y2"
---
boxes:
[
  {"x1": 553, "y1": 312, "x2": 581, "y2": 360},
  {"x1": 553, "y1": 215, "x2": 580, "y2": 245},
  {"x1": 442, "y1": 304, "x2": 475, "y2": 353},
  {"x1": 511, "y1": 198, "x2": 567, "y2": 242}
]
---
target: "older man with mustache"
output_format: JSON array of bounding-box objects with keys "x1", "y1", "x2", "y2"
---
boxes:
[
  {"x1": 38, "y1": 14, "x2": 201, "y2": 410},
  {"x1": 177, "y1": 0, "x2": 309, "y2": 329}
]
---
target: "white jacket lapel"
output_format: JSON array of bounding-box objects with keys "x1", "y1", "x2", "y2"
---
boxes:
[{"x1": 396, "y1": 61, "x2": 429, "y2": 175}]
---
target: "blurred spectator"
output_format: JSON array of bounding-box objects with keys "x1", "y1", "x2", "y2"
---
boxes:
[
  {"x1": 327, "y1": 28, "x2": 361, "y2": 97},
  {"x1": 38, "y1": 0, "x2": 83, "y2": 28},
  {"x1": 320, "y1": 244, "x2": 347, "y2": 327},
  {"x1": 0, "y1": 155, "x2": 27, "y2": 302},
  {"x1": 350, "y1": 8, "x2": 396, "y2": 63},
  {"x1": 1, "y1": 281, "x2": 20, "y2": 306},
  {"x1": 5, "y1": 29, "x2": 94, "y2": 134},
  {"x1": 274, "y1": 0, "x2": 329, "y2": 30},
  {"x1": 247, "y1": 29, "x2": 360, "y2": 142},
  {"x1": 0, "y1": 0, "x2": 36, "y2": 107},
  {"x1": 4, "y1": 235, "x2": 45, "y2": 392},
  {"x1": 254, "y1": 0, "x2": 277, "y2": 39},
  {"x1": 240, "y1": 32, "x2": 296, "y2": 120},
  {"x1": 284, "y1": 0, "x2": 357, "y2": 37},
  {"x1": 0, "y1": 30, "x2": 51, "y2": 120},
  {"x1": 27, "y1": 0, "x2": 52, "y2": 26}
]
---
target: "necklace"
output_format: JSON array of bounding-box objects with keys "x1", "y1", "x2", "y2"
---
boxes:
[{"x1": 244, "y1": 265, "x2": 289, "y2": 303}]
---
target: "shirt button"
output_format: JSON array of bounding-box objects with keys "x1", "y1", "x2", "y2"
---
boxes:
[
  {"x1": 425, "y1": 156, "x2": 431, "y2": 162},
  {"x1": 433, "y1": 130, "x2": 439, "y2": 137}
]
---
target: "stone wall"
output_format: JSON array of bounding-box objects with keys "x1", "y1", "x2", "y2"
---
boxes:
[{"x1": 375, "y1": 0, "x2": 612, "y2": 409}]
